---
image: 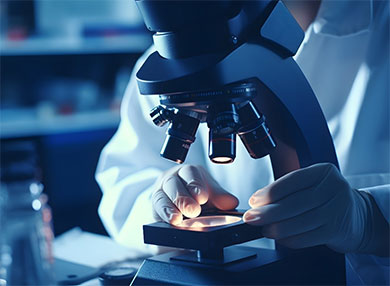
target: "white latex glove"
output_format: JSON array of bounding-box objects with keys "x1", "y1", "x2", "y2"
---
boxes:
[
  {"x1": 243, "y1": 163, "x2": 389, "y2": 256},
  {"x1": 152, "y1": 165, "x2": 239, "y2": 225}
]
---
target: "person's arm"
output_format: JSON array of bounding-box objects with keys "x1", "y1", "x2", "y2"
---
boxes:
[{"x1": 95, "y1": 47, "x2": 176, "y2": 254}]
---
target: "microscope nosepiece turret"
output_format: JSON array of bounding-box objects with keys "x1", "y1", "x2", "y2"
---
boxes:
[{"x1": 149, "y1": 83, "x2": 276, "y2": 164}]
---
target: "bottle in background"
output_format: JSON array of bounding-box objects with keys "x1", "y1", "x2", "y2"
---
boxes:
[{"x1": 0, "y1": 141, "x2": 55, "y2": 285}]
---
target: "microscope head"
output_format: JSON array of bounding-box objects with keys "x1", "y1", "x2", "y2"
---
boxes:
[
  {"x1": 135, "y1": 0, "x2": 307, "y2": 165},
  {"x1": 135, "y1": 0, "x2": 272, "y2": 59}
]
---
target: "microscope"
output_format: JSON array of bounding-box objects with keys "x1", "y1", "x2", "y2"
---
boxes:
[{"x1": 131, "y1": 0, "x2": 346, "y2": 284}]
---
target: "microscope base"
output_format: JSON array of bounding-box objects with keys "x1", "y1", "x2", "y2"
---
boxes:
[{"x1": 131, "y1": 245, "x2": 345, "y2": 285}]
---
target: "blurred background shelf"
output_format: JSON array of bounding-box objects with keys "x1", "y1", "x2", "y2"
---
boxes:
[
  {"x1": 0, "y1": 34, "x2": 152, "y2": 56},
  {"x1": 0, "y1": 0, "x2": 147, "y2": 235},
  {"x1": 1, "y1": 109, "x2": 120, "y2": 138}
]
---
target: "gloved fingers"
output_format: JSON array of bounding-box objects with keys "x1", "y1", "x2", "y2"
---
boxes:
[
  {"x1": 249, "y1": 163, "x2": 335, "y2": 208},
  {"x1": 276, "y1": 224, "x2": 329, "y2": 249},
  {"x1": 260, "y1": 207, "x2": 326, "y2": 240},
  {"x1": 243, "y1": 184, "x2": 334, "y2": 226},
  {"x1": 162, "y1": 175, "x2": 201, "y2": 218},
  {"x1": 199, "y1": 167, "x2": 239, "y2": 210},
  {"x1": 177, "y1": 165, "x2": 209, "y2": 205},
  {"x1": 208, "y1": 191, "x2": 239, "y2": 210},
  {"x1": 152, "y1": 189, "x2": 183, "y2": 225}
]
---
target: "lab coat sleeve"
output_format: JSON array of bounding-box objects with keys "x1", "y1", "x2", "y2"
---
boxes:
[{"x1": 95, "y1": 47, "x2": 177, "y2": 255}]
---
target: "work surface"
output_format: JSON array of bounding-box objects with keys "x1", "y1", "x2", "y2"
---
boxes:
[{"x1": 54, "y1": 228, "x2": 147, "y2": 285}]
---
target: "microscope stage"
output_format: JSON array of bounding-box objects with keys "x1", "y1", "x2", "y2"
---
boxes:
[{"x1": 143, "y1": 211, "x2": 263, "y2": 255}]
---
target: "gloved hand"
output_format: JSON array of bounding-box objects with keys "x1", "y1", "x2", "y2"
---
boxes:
[
  {"x1": 152, "y1": 165, "x2": 239, "y2": 225},
  {"x1": 243, "y1": 163, "x2": 389, "y2": 255}
]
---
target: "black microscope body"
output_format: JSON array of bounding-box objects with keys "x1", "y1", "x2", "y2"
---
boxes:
[{"x1": 131, "y1": 0, "x2": 346, "y2": 285}]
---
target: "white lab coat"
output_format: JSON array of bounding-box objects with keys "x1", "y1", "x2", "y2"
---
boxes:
[{"x1": 96, "y1": 0, "x2": 389, "y2": 284}]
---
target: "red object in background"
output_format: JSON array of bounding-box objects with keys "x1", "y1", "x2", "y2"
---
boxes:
[
  {"x1": 102, "y1": 29, "x2": 122, "y2": 37},
  {"x1": 59, "y1": 103, "x2": 74, "y2": 115},
  {"x1": 7, "y1": 27, "x2": 28, "y2": 41},
  {"x1": 109, "y1": 98, "x2": 121, "y2": 112}
]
